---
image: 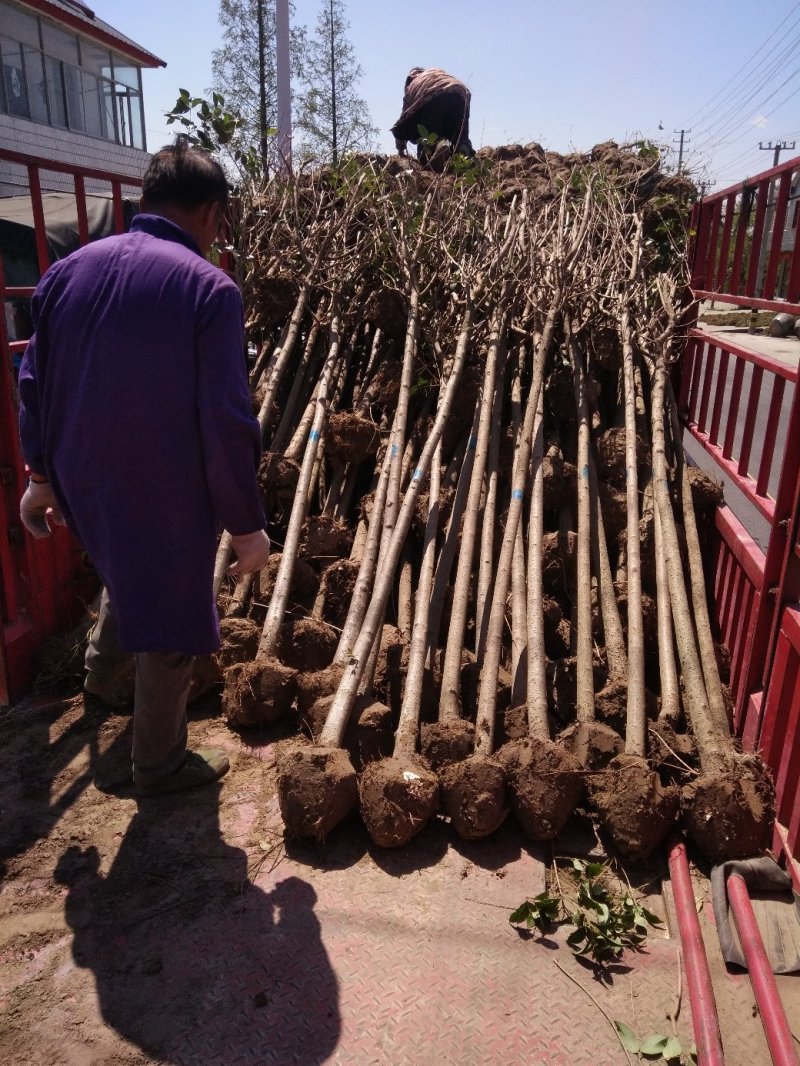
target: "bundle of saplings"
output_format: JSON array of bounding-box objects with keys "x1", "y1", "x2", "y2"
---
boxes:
[{"x1": 207, "y1": 144, "x2": 773, "y2": 864}]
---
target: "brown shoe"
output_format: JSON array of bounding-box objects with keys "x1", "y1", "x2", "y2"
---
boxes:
[{"x1": 136, "y1": 748, "x2": 230, "y2": 797}]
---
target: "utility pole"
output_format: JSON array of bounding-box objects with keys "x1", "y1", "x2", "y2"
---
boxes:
[
  {"x1": 256, "y1": 0, "x2": 268, "y2": 171},
  {"x1": 275, "y1": 0, "x2": 292, "y2": 172},
  {"x1": 755, "y1": 142, "x2": 796, "y2": 294},
  {"x1": 329, "y1": 0, "x2": 338, "y2": 166},
  {"x1": 673, "y1": 128, "x2": 691, "y2": 173},
  {"x1": 759, "y1": 140, "x2": 796, "y2": 167}
]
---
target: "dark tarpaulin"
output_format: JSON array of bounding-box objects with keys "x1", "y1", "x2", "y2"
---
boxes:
[{"x1": 0, "y1": 193, "x2": 139, "y2": 287}]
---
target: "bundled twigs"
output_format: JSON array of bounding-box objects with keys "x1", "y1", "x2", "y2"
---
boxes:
[{"x1": 208, "y1": 146, "x2": 772, "y2": 861}]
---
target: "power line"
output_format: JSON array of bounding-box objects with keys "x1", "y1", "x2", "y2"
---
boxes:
[
  {"x1": 697, "y1": 64, "x2": 800, "y2": 156},
  {"x1": 685, "y1": 2, "x2": 800, "y2": 125},
  {"x1": 693, "y1": 25, "x2": 800, "y2": 136},
  {"x1": 693, "y1": 34, "x2": 800, "y2": 144}
]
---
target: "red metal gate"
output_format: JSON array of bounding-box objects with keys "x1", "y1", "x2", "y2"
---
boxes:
[
  {"x1": 682, "y1": 152, "x2": 800, "y2": 865},
  {"x1": 0, "y1": 148, "x2": 141, "y2": 705}
]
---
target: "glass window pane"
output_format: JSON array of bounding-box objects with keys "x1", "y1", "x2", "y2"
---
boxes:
[
  {"x1": 130, "y1": 91, "x2": 143, "y2": 149},
  {"x1": 115, "y1": 84, "x2": 130, "y2": 145},
  {"x1": 41, "y1": 22, "x2": 79, "y2": 65},
  {"x1": 24, "y1": 47, "x2": 47, "y2": 124},
  {"x1": 81, "y1": 70, "x2": 103, "y2": 137},
  {"x1": 45, "y1": 54, "x2": 66, "y2": 126},
  {"x1": 1, "y1": 2, "x2": 40, "y2": 48},
  {"x1": 111, "y1": 60, "x2": 140, "y2": 90},
  {"x1": 81, "y1": 40, "x2": 111, "y2": 79},
  {"x1": 64, "y1": 61, "x2": 83, "y2": 130},
  {"x1": 1, "y1": 36, "x2": 30, "y2": 118},
  {"x1": 100, "y1": 77, "x2": 117, "y2": 142}
]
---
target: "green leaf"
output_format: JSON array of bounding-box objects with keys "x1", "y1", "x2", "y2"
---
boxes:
[
  {"x1": 663, "y1": 1036, "x2": 682, "y2": 1061},
  {"x1": 613, "y1": 1021, "x2": 641, "y2": 1054},
  {"x1": 509, "y1": 902, "x2": 532, "y2": 925},
  {"x1": 583, "y1": 862, "x2": 605, "y2": 878},
  {"x1": 640, "y1": 1033, "x2": 669, "y2": 1057}
]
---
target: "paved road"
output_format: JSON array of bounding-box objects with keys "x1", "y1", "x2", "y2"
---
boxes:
[{"x1": 682, "y1": 323, "x2": 800, "y2": 552}]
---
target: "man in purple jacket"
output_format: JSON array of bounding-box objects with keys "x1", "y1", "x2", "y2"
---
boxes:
[{"x1": 17, "y1": 141, "x2": 270, "y2": 797}]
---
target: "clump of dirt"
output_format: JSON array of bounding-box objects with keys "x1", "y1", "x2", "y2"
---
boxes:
[
  {"x1": 496, "y1": 704, "x2": 529, "y2": 746},
  {"x1": 542, "y1": 444, "x2": 576, "y2": 511},
  {"x1": 216, "y1": 616, "x2": 260, "y2": 669},
  {"x1": 301, "y1": 515, "x2": 354, "y2": 567},
  {"x1": 542, "y1": 597, "x2": 571, "y2": 659},
  {"x1": 558, "y1": 720, "x2": 624, "y2": 769},
  {"x1": 252, "y1": 555, "x2": 319, "y2": 620},
  {"x1": 258, "y1": 451, "x2": 302, "y2": 518},
  {"x1": 248, "y1": 274, "x2": 299, "y2": 331},
  {"x1": 303, "y1": 694, "x2": 393, "y2": 769},
  {"x1": 594, "y1": 680, "x2": 628, "y2": 735},
  {"x1": 542, "y1": 531, "x2": 566, "y2": 593},
  {"x1": 221, "y1": 655, "x2": 298, "y2": 727},
  {"x1": 362, "y1": 287, "x2": 408, "y2": 338},
  {"x1": 325, "y1": 412, "x2": 380, "y2": 465},
  {"x1": 688, "y1": 466, "x2": 724, "y2": 514},
  {"x1": 420, "y1": 719, "x2": 475, "y2": 768},
  {"x1": 459, "y1": 655, "x2": 511, "y2": 722},
  {"x1": 276, "y1": 744, "x2": 358, "y2": 841},
  {"x1": 649, "y1": 721, "x2": 698, "y2": 776},
  {"x1": 359, "y1": 755, "x2": 440, "y2": 847},
  {"x1": 361, "y1": 357, "x2": 402, "y2": 412},
  {"x1": 320, "y1": 559, "x2": 359, "y2": 628},
  {"x1": 278, "y1": 617, "x2": 337, "y2": 671},
  {"x1": 296, "y1": 663, "x2": 345, "y2": 714},
  {"x1": 496, "y1": 737, "x2": 583, "y2": 840},
  {"x1": 439, "y1": 756, "x2": 508, "y2": 839},
  {"x1": 598, "y1": 480, "x2": 627, "y2": 543},
  {"x1": 681, "y1": 758, "x2": 775, "y2": 863},
  {"x1": 588, "y1": 753, "x2": 679, "y2": 857},
  {"x1": 595, "y1": 427, "x2": 650, "y2": 485}
]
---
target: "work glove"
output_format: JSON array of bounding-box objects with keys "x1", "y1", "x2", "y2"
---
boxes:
[
  {"x1": 228, "y1": 529, "x2": 270, "y2": 579},
  {"x1": 20, "y1": 480, "x2": 66, "y2": 539}
]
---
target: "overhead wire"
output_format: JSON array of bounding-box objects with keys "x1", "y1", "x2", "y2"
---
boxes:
[
  {"x1": 685, "y1": 2, "x2": 800, "y2": 127},
  {"x1": 693, "y1": 32, "x2": 800, "y2": 146}
]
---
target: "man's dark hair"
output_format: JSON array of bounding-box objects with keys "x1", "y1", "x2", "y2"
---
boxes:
[{"x1": 141, "y1": 138, "x2": 229, "y2": 212}]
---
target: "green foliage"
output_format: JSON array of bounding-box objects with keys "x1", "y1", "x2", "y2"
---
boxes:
[
  {"x1": 613, "y1": 1021, "x2": 697, "y2": 1063},
  {"x1": 510, "y1": 858, "x2": 662, "y2": 968},
  {"x1": 508, "y1": 892, "x2": 562, "y2": 933},
  {"x1": 166, "y1": 89, "x2": 264, "y2": 183}
]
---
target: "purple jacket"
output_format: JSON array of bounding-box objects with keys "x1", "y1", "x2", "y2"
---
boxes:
[{"x1": 18, "y1": 214, "x2": 266, "y2": 654}]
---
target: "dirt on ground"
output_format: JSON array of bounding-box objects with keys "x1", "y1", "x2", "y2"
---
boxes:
[{"x1": 0, "y1": 689, "x2": 287, "y2": 1065}]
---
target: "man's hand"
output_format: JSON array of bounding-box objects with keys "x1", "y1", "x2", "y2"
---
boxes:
[
  {"x1": 20, "y1": 480, "x2": 65, "y2": 539},
  {"x1": 228, "y1": 529, "x2": 270, "y2": 578}
]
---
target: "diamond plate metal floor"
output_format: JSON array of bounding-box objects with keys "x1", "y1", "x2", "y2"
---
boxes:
[{"x1": 1, "y1": 698, "x2": 783, "y2": 1065}]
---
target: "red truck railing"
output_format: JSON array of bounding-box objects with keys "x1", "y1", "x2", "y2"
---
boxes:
[
  {"x1": 0, "y1": 148, "x2": 142, "y2": 706},
  {"x1": 684, "y1": 153, "x2": 800, "y2": 864}
]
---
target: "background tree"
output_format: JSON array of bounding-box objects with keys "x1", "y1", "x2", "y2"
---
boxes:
[
  {"x1": 210, "y1": 0, "x2": 306, "y2": 170},
  {"x1": 295, "y1": 0, "x2": 377, "y2": 165}
]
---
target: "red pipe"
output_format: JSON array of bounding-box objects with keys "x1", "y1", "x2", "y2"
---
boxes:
[
  {"x1": 668, "y1": 841, "x2": 725, "y2": 1066},
  {"x1": 727, "y1": 874, "x2": 800, "y2": 1066}
]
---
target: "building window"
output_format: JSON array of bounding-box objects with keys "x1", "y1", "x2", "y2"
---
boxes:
[
  {"x1": 0, "y1": 0, "x2": 146, "y2": 149},
  {"x1": 1, "y1": 36, "x2": 30, "y2": 119}
]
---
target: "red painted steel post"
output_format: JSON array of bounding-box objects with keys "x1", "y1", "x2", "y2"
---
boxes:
[
  {"x1": 667, "y1": 841, "x2": 725, "y2": 1066},
  {"x1": 738, "y1": 358, "x2": 800, "y2": 724},
  {"x1": 727, "y1": 875, "x2": 799, "y2": 1066}
]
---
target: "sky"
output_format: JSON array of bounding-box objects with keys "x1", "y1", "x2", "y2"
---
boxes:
[{"x1": 97, "y1": 0, "x2": 800, "y2": 191}]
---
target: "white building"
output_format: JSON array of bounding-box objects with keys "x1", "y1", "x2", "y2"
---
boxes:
[{"x1": 0, "y1": 0, "x2": 165, "y2": 195}]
